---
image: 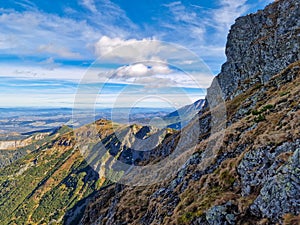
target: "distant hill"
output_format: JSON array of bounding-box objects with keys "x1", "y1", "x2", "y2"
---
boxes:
[{"x1": 163, "y1": 99, "x2": 206, "y2": 129}]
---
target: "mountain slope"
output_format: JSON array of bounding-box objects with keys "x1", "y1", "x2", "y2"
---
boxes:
[
  {"x1": 80, "y1": 60, "x2": 300, "y2": 225},
  {"x1": 0, "y1": 120, "x2": 173, "y2": 225},
  {"x1": 79, "y1": 0, "x2": 300, "y2": 224},
  {"x1": 0, "y1": 126, "x2": 72, "y2": 168}
]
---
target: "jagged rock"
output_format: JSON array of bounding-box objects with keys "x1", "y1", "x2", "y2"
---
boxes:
[
  {"x1": 238, "y1": 140, "x2": 300, "y2": 196},
  {"x1": 250, "y1": 148, "x2": 300, "y2": 222},
  {"x1": 205, "y1": 202, "x2": 238, "y2": 225},
  {"x1": 207, "y1": 0, "x2": 300, "y2": 103}
]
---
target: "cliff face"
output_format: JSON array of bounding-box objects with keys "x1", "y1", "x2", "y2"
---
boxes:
[
  {"x1": 0, "y1": 133, "x2": 48, "y2": 150},
  {"x1": 208, "y1": 0, "x2": 300, "y2": 102},
  {"x1": 79, "y1": 0, "x2": 300, "y2": 224}
]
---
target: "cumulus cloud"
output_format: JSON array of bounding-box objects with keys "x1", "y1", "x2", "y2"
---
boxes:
[
  {"x1": 95, "y1": 36, "x2": 165, "y2": 63},
  {"x1": 114, "y1": 63, "x2": 172, "y2": 78},
  {"x1": 96, "y1": 62, "x2": 176, "y2": 88},
  {"x1": 93, "y1": 36, "x2": 215, "y2": 88}
]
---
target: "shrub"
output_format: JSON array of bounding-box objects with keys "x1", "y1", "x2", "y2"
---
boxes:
[
  {"x1": 251, "y1": 110, "x2": 260, "y2": 115},
  {"x1": 254, "y1": 114, "x2": 265, "y2": 123},
  {"x1": 261, "y1": 104, "x2": 274, "y2": 112}
]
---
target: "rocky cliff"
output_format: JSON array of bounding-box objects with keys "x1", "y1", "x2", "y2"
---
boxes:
[
  {"x1": 207, "y1": 0, "x2": 300, "y2": 102},
  {"x1": 79, "y1": 0, "x2": 300, "y2": 224}
]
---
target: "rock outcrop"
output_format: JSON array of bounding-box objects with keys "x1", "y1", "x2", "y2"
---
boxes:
[{"x1": 207, "y1": 0, "x2": 300, "y2": 102}]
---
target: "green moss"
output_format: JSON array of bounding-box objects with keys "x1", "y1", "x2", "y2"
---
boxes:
[
  {"x1": 179, "y1": 212, "x2": 194, "y2": 223},
  {"x1": 178, "y1": 211, "x2": 204, "y2": 224},
  {"x1": 220, "y1": 170, "x2": 236, "y2": 186}
]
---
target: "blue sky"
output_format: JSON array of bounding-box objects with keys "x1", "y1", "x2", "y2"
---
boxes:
[{"x1": 0, "y1": 0, "x2": 273, "y2": 108}]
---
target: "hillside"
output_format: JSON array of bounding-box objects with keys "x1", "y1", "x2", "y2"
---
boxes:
[
  {"x1": 0, "y1": 120, "x2": 173, "y2": 224},
  {"x1": 79, "y1": 0, "x2": 300, "y2": 224},
  {"x1": 80, "y1": 60, "x2": 300, "y2": 225}
]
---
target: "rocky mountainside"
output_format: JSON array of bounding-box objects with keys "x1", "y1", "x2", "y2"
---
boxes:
[
  {"x1": 0, "y1": 0, "x2": 299, "y2": 224},
  {"x1": 79, "y1": 0, "x2": 300, "y2": 224},
  {"x1": 208, "y1": 0, "x2": 300, "y2": 102}
]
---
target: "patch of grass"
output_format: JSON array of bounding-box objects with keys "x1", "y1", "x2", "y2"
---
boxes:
[
  {"x1": 251, "y1": 104, "x2": 274, "y2": 123},
  {"x1": 283, "y1": 213, "x2": 300, "y2": 225},
  {"x1": 280, "y1": 91, "x2": 290, "y2": 97},
  {"x1": 220, "y1": 170, "x2": 236, "y2": 187}
]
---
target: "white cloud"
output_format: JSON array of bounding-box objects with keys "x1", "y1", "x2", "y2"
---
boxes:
[
  {"x1": 133, "y1": 77, "x2": 177, "y2": 88},
  {"x1": 38, "y1": 43, "x2": 82, "y2": 59},
  {"x1": 114, "y1": 63, "x2": 172, "y2": 78},
  {"x1": 93, "y1": 36, "x2": 215, "y2": 88},
  {"x1": 116, "y1": 64, "x2": 150, "y2": 77},
  {"x1": 39, "y1": 57, "x2": 61, "y2": 70},
  {"x1": 96, "y1": 65, "x2": 213, "y2": 89},
  {"x1": 95, "y1": 36, "x2": 164, "y2": 63},
  {"x1": 212, "y1": 0, "x2": 249, "y2": 31},
  {"x1": 157, "y1": 0, "x2": 258, "y2": 73},
  {"x1": 81, "y1": 0, "x2": 97, "y2": 13},
  {"x1": 0, "y1": 10, "x2": 100, "y2": 59},
  {"x1": 0, "y1": 64, "x2": 102, "y2": 81},
  {"x1": 162, "y1": 1, "x2": 206, "y2": 42},
  {"x1": 0, "y1": 1, "x2": 136, "y2": 61}
]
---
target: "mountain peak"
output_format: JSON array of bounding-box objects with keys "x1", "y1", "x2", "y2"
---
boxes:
[{"x1": 207, "y1": 0, "x2": 300, "y2": 103}]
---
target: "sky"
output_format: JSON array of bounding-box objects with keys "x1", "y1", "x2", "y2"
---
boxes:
[{"x1": 0, "y1": 0, "x2": 273, "y2": 108}]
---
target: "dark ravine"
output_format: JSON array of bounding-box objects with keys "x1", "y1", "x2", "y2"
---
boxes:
[{"x1": 79, "y1": 0, "x2": 300, "y2": 224}]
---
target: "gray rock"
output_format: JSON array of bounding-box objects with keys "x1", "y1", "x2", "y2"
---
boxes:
[
  {"x1": 238, "y1": 140, "x2": 300, "y2": 196},
  {"x1": 250, "y1": 148, "x2": 300, "y2": 222},
  {"x1": 206, "y1": 202, "x2": 237, "y2": 225},
  {"x1": 207, "y1": 0, "x2": 300, "y2": 102}
]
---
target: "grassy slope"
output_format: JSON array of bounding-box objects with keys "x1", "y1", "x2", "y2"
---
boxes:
[{"x1": 0, "y1": 119, "x2": 173, "y2": 225}]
